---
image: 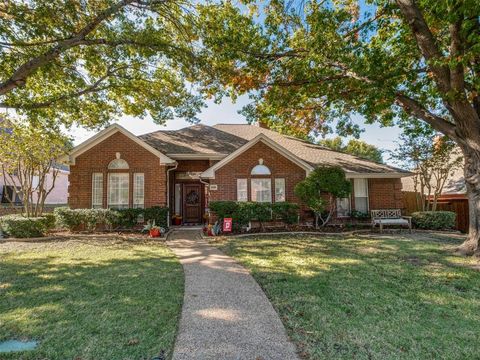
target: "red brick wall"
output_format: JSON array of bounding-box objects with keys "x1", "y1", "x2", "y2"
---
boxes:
[
  {"x1": 368, "y1": 178, "x2": 404, "y2": 211},
  {"x1": 68, "y1": 131, "x2": 167, "y2": 209},
  {"x1": 209, "y1": 141, "x2": 307, "y2": 204}
]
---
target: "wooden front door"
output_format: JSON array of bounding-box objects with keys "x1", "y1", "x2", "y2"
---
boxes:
[{"x1": 183, "y1": 183, "x2": 202, "y2": 223}]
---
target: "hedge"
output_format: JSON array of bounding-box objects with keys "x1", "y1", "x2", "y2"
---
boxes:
[
  {"x1": 209, "y1": 201, "x2": 300, "y2": 230},
  {"x1": 0, "y1": 214, "x2": 56, "y2": 238},
  {"x1": 411, "y1": 211, "x2": 456, "y2": 230},
  {"x1": 54, "y1": 206, "x2": 169, "y2": 232}
]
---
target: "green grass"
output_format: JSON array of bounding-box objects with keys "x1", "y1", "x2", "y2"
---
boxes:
[
  {"x1": 218, "y1": 233, "x2": 480, "y2": 360},
  {"x1": 0, "y1": 236, "x2": 184, "y2": 360}
]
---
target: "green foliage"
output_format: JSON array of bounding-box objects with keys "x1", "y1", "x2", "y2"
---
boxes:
[
  {"x1": 0, "y1": 1, "x2": 231, "y2": 128},
  {"x1": 350, "y1": 210, "x2": 370, "y2": 220},
  {"x1": 272, "y1": 202, "x2": 300, "y2": 224},
  {"x1": 0, "y1": 119, "x2": 72, "y2": 217},
  {"x1": 209, "y1": 201, "x2": 300, "y2": 229},
  {"x1": 412, "y1": 211, "x2": 456, "y2": 230},
  {"x1": 144, "y1": 206, "x2": 169, "y2": 229},
  {"x1": 320, "y1": 137, "x2": 384, "y2": 163},
  {"x1": 0, "y1": 215, "x2": 55, "y2": 238},
  {"x1": 116, "y1": 208, "x2": 144, "y2": 228},
  {"x1": 54, "y1": 207, "x2": 168, "y2": 232},
  {"x1": 54, "y1": 207, "x2": 119, "y2": 232}
]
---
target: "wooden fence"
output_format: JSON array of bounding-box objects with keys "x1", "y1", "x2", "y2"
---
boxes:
[{"x1": 403, "y1": 191, "x2": 469, "y2": 233}]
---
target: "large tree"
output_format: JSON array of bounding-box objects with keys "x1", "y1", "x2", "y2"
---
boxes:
[
  {"x1": 0, "y1": 0, "x2": 224, "y2": 128},
  {"x1": 200, "y1": 0, "x2": 480, "y2": 255}
]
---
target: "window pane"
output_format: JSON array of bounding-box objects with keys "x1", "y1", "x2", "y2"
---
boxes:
[
  {"x1": 354, "y1": 178, "x2": 369, "y2": 213},
  {"x1": 355, "y1": 197, "x2": 369, "y2": 213},
  {"x1": 354, "y1": 178, "x2": 368, "y2": 197},
  {"x1": 275, "y1": 178, "x2": 285, "y2": 202},
  {"x1": 336, "y1": 197, "x2": 350, "y2": 217},
  {"x1": 251, "y1": 179, "x2": 272, "y2": 203},
  {"x1": 92, "y1": 173, "x2": 103, "y2": 208},
  {"x1": 174, "y1": 183, "x2": 181, "y2": 214},
  {"x1": 251, "y1": 164, "x2": 271, "y2": 175},
  {"x1": 108, "y1": 173, "x2": 129, "y2": 209},
  {"x1": 133, "y1": 173, "x2": 144, "y2": 208},
  {"x1": 237, "y1": 178, "x2": 248, "y2": 202}
]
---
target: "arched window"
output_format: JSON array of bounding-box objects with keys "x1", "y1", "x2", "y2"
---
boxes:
[
  {"x1": 251, "y1": 164, "x2": 271, "y2": 175},
  {"x1": 108, "y1": 158, "x2": 129, "y2": 170}
]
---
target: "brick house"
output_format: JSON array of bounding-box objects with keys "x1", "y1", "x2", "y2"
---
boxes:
[{"x1": 66, "y1": 123, "x2": 410, "y2": 225}]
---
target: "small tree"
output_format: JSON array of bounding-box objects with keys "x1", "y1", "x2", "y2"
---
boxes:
[
  {"x1": 0, "y1": 119, "x2": 71, "y2": 217},
  {"x1": 295, "y1": 166, "x2": 351, "y2": 228},
  {"x1": 392, "y1": 123, "x2": 462, "y2": 211}
]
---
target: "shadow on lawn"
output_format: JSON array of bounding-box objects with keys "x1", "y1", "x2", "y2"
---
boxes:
[
  {"x1": 222, "y1": 234, "x2": 480, "y2": 359},
  {"x1": 0, "y1": 243, "x2": 183, "y2": 360}
]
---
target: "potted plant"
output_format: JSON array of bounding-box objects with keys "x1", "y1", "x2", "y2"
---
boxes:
[
  {"x1": 143, "y1": 220, "x2": 163, "y2": 238},
  {"x1": 172, "y1": 214, "x2": 182, "y2": 226}
]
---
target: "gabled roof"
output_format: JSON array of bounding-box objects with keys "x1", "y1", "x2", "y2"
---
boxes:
[
  {"x1": 139, "y1": 123, "x2": 410, "y2": 176},
  {"x1": 67, "y1": 124, "x2": 174, "y2": 165},
  {"x1": 201, "y1": 133, "x2": 314, "y2": 179}
]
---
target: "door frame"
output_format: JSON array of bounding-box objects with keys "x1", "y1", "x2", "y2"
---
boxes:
[{"x1": 173, "y1": 180, "x2": 204, "y2": 224}]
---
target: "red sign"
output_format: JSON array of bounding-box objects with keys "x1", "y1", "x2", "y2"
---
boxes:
[{"x1": 223, "y1": 218, "x2": 233, "y2": 232}]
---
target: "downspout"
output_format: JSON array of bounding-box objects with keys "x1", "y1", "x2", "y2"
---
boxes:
[
  {"x1": 199, "y1": 176, "x2": 210, "y2": 224},
  {"x1": 166, "y1": 161, "x2": 178, "y2": 226}
]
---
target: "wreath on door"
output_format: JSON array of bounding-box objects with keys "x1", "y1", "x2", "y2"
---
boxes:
[{"x1": 186, "y1": 190, "x2": 199, "y2": 205}]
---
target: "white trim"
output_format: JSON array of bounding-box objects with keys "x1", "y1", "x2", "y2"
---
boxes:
[
  {"x1": 200, "y1": 134, "x2": 314, "y2": 179},
  {"x1": 346, "y1": 172, "x2": 410, "y2": 179},
  {"x1": 167, "y1": 153, "x2": 227, "y2": 160},
  {"x1": 67, "y1": 124, "x2": 175, "y2": 165}
]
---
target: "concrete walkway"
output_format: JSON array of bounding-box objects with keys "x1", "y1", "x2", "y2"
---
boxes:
[{"x1": 167, "y1": 229, "x2": 299, "y2": 360}]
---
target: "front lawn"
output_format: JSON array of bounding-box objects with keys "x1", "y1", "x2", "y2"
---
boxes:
[
  {"x1": 0, "y1": 236, "x2": 183, "y2": 359},
  {"x1": 218, "y1": 233, "x2": 480, "y2": 359}
]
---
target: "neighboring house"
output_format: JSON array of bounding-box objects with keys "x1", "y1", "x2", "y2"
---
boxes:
[
  {"x1": 66, "y1": 123, "x2": 410, "y2": 225},
  {"x1": 0, "y1": 167, "x2": 70, "y2": 206},
  {"x1": 402, "y1": 164, "x2": 469, "y2": 232}
]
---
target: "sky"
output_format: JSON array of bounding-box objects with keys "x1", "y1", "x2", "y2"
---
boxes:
[{"x1": 69, "y1": 95, "x2": 402, "y2": 165}]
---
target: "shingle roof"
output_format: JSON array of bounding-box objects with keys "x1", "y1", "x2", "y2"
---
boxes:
[{"x1": 140, "y1": 123, "x2": 409, "y2": 174}]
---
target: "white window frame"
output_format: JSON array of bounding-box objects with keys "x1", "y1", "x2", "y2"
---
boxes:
[
  {"x1": 237, "y1": 178, "x2": 248, "y2": 202},
  {"x1": 92, "y1": 173, "x2": 103, "y2": 209},
  {"x1": 354, "y1": 178, "x2": 369, "y2": 213},
  {"x1": 108, "y1": 173, "x2": 129, "y2": 209},
  {"x1": 274, "y1": 178, "x2": 286, "y2": 202},
  {"x1": 251, "y1": 178, "x2": 272, "y2": 203},
  {"x1": 133, "y1": 173, "x2": 144, "y2": 209},
  {"x1": 336, "y1": 196, "x2": 351, "y2": 218}
]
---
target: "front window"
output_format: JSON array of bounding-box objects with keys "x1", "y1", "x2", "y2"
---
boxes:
[
  {"x1": 92, "y1": 173, "x2": 103, "y2": 208},
  {"x1": 237, "y1": 178, "x2": 248, "y2": 202},
  {"x1": 336, "y1": 197, "x2": 350, "y2": 217},
  {"x1": 133, "y1": 173, "x2": 144, "y2": 208},
  {"x1": 274, "y1": 178, "x2": 285, "y2": 202},
  {"x1": 354, "y1": 178, "x2": 369, "y2": 213},
  {"x1": 251, "y1": 164, "x2": 271, "y2": 175},
  {"x1": 251, "y1": 178, "x2": 272, "y2": 203},
  {"x1": 108, "y1": 173, "x2": 129, "y2": 209}
]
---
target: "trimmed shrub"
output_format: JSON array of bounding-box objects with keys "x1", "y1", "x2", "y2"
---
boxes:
[
  {"x1": 0, "y1": 215, "x2": 55, "y2": 238},
  {"x1": 144, "y1": 206, "x2": 169, "y2": 229},
  {"x1": 54, "y1": 207, "x2": 168, "y2": 232},
  {"x1": 116, "y1": 208, "x2": 144, "y2": 228},
  {"x1": 209, "y1": 201, "x2": 300, "y2": 230},
  {"x1": 54, "y1": 207, "x2": 119, "y2": 232},
  {"x1": 272, "y1": 202, "x2": 300, "y2": 224},
  {"x1": 412, "y1": 211, "x2": 456, "y2": 230}
]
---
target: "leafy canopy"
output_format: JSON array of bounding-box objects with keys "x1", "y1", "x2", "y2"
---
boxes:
[
  {"x1": 320, "y1": 136, "x2": 384, "y2": 163},
  {"x1": 0, "y1": 0, "x2": 254, "y2": 129}
]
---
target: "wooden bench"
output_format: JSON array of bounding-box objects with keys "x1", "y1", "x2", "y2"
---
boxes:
[{"x1": 371, "y1": 209, "x2": 412, "y2": 233}]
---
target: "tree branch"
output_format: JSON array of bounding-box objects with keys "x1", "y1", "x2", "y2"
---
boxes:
[
  {"x1": 0, "y1": 0, "x2": 137, "y2": 96},
  {"x1": 395, "y1": 92, "x2": 457, "y2": 139},
  {"x1": 395, "y1": 0, "x2": 452, "y2": 93}
]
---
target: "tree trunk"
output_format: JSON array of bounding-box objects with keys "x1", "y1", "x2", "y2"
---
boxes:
[{"x1": 456, "y1": 146, "x2": 480, "y2": 256}]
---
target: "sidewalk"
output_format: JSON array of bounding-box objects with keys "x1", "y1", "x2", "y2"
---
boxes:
[{"x1": 167, "y1": 230, "x2": 299, "y2": 360}]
